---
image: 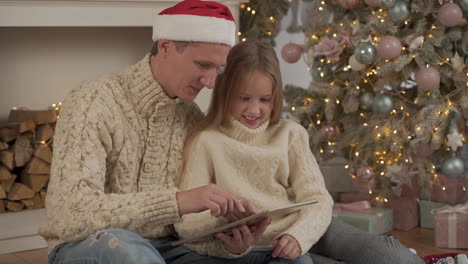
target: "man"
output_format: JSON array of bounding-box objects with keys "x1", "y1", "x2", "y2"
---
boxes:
[{"x1": 40, "y1": 1, "x2": 270, "y2": 263}]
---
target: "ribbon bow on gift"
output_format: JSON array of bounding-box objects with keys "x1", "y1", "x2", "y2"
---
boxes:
[
  {"x1": 332, "y1": 200, "x2": 371, "y2": 217},
  {"x1": 431, "y1": 202, "x2": 468, "y2": 215}
]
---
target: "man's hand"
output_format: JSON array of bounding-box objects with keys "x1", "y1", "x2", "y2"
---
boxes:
[
  {"x1": 177, "y1": 184, "x2": 243, "y2": 217},
  {"x1": 215, "y1": 217, "x2": 271, "y2": 255},
  {"x1": 272, "y1": 234, "x2": 301, "y2": 260}
]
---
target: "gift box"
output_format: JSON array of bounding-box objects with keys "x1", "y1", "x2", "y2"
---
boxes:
[
  {"x1": 420, "y1": 199, "x2": 452, "y2": 229},
  {"x1": 384, "y1": 196, "x2": 419, "y2": 231},
  {"x1": 333, "y1": 201, "x2": 393, "y2": 234},
  {"x1": 430, "y1": 173, "x2": 465, "y2": 205},
  {"x1": 319, "y1": 157, "x2": 352, "y2": 193},
  {"x1": 432, "y1": 202, "x2": 468, "y2": 249},
  {"x1": 339, "y1": 192, "x2": 377, "y2": 203}
]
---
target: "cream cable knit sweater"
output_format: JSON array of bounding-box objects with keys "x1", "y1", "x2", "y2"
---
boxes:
[
  {"x1": 39, "y1": 54, "x2": 204, "y2": 251},
  {"x1": 176, "y1": 118, "x2": 334, "y2": 258}
]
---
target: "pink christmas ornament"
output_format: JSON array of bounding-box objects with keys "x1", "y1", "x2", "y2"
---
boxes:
[
  {"x1": 281, "y1": 42, "x2": 303, "y2": 64},
  {"x1": 414, "y1": 143, "x2": 433, "y2": 158},
  {"x1": 357, "y1": 166, "x2": 374, "y2": 180},
  {"x1": 364, "y1": 0, "x2": 380, "y2": 7},
  {"x1": 320, "y1": 125, "x2": 337, "y2": 140},
  {"x1": 415, "y1": 66, "x2": 440, "y2": 91},
  {"x1": 438, "y1": 3, "x2": 463, "y2": 27},
  {"x1": 337, "y1": 0, "x2": 360, "y2": 9},
  {"x1": 377, "y1": 36, "x2": 402, "y2": 60}
]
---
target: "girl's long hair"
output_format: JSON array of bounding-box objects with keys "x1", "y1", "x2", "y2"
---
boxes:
[{"x1": 190, "y1": 39, "x2": 284, "y2": 139}]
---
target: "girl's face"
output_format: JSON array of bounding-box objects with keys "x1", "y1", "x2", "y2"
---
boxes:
[{"x1": 229, "y1": 71, "x2": 274, "y2": 129}]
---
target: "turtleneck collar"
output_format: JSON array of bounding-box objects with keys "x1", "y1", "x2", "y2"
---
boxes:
[
  {"x1": 219, "y1": 117, "x2": 270, "y2": 145},
  {"x1": 125, "y1": 53, "x2": 182, "y2": 118}
]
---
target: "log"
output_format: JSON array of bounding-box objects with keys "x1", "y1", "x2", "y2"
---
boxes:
[
  {"x1": 21, "y1": 199, "x2": 34, "y2": 209},
  {"x1": 0, "y1": 200, "x2": 5, "y2": 213},
  {"x1": 0, "y1": 150, "x2": 14, "y2": 170},
  {"x1": 20, "y1": 173, "x2": 49, "y2": 192},
  {"x1": 33, "y1": 145, "x2": 53, "y2": 164},
  {"x1": 0, "y1": 127, "x2": 18, "y2": 143},
  {"x1": 5, "y1": 200, "x2": 24, "y2": 212},
  {"x1": 0, "y1": 165, "x2": 13, "y2": 181},
  {"x1": 32, "y1": 193, "x2": 44, "y2": 209},
  {"x1": 7, "y1": 182, "x2": 35, "y2": 201},
  {"x1": 0, "y1": 173, "x2": 16, "y2": 192},
  {"x1": 40, "y1": 189, "x2": 47, "y2": 206},
  {"x1": 9, "y1": 109, "x2": 58, "y2": 125},
  {"x1": 0, "y1": 142, "x2": 8, "y2": 151},
  {"x1": 36, "y1": 124, "x2": 54, "y2": 142},
  {"x1": 25, "y1": 157, "x2": 51, "y2": 174},
  {"x1": 19, "y1": 120, "x2": 36, "y2": 133},
  {"x1": 13, "y1": 133, "x2": 34, "y2": 167},
  {"x1": 0, "y1": 184, "x2": 6, "y2": 199}
]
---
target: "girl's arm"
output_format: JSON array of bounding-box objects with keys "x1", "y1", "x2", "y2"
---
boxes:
[
  {"x1": 175, "y1": 133, "x2": 253, "y2": 258},
  {"x1": 280, "y1": 124, "x2": 334, "y2": 256}
]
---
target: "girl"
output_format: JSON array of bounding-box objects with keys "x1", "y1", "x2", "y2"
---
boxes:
[{"x1": 175, "y1": 39, "x2": 333, "y2": 263}]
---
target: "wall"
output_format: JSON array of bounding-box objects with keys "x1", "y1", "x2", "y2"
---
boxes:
[
  {"x1": 0, "y1": 27, "x2": 213, "y2": 124},
  {"x1": 273, "y1": 5, "x2": 311, "y2": 91}
]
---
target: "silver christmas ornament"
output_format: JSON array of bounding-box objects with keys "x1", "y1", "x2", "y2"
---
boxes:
[
  {"x1": 359, "y1": 92, "x2": 374, "y2": 110},
  {"x1": 354, "y1": 42, "x2": 376, "y2": 64},
  {"x1": 372, "y1": 94, "x2": 394, "y2": 113},
  {"x1": 389, "y1": 0, "x2": 411, "y2": 22},
  {"x1": 441, "y1": 156, "x2": 466, "y2": 178},
  {"x1": 311, "y1": 64, "x2": 333, "y2": 81}
]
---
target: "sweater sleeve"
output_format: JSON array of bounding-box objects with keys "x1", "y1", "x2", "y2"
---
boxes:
[
  {"x1": 175, "y1": 133, "x2": 250, "y2": 259},
  {"x1": 40, "y1": 84, "x2": 180, "y2": 243},
  {"x1": 280, "y1": 124, "x2": 334, "y2": 255}
]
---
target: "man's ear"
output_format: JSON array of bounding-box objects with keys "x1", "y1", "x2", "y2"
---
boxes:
[{"x1": 158, "y1": 39, "x2": 173, "y2": 55}]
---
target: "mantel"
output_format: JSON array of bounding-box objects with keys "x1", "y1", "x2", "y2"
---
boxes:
[{"x1": 0, "y1": 0, "x2": 245, "y2": 27}]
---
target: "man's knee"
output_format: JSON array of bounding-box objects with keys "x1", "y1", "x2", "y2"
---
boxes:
[{"x1": 52, "y1": 229, "x2": 165, "y2": 264}]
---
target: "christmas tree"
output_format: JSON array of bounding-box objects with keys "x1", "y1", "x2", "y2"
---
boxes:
[{"x1": 282, "y1": 0, "x2": 468, "y2": 200}]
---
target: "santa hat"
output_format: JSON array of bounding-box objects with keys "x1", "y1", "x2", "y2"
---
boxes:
[{"x1": 153, "y1": 0, "x2": 236, "y2": 47}]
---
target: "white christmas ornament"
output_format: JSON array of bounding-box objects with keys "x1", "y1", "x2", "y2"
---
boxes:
[
  {"x1": 350, "y1": 21, "x2": 360, "y2": 34},
  {"x1": 409, "y1": 36, "x2": 424, "y2": 51},
  {"x1": 386, "y1": 163, "x2": 403, "y2": 177},
  {"x1": 446, "y1": 130, "x2": 463, "y2": 151},
  {"x1": 451, "y1": 52, "x2": 465, "y2": 72}
]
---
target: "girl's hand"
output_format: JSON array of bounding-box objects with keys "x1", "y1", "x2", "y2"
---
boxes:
[
  {"x1": 272, "y1": 234, "x2": 301, "y2": 260},
  {"x1": 227, "y1": 200, "x2": 257, "y2": 222},
  {"x1": 215, "y1": 217, "x2": 271, "y2": 255}
]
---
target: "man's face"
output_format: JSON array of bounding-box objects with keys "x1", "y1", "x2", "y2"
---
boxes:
[{"x1": 162, "y1": 42, "x2": 230, "y2": 101}]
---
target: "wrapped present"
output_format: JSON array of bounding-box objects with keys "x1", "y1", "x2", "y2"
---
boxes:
[
  {"x1": 432, "y1": 202, "x2": 468, "y2": 249},
  {"x1": 333, "y1": 201, "x2": 393, "y2": 234},
  {"x1": 319, "y1": 157, "x2": 352, "y2": 193},
  {"x1": 430, "y1": 173, "x2": 465, "y2": 205},
  {"x1": 384, "y1": 196, "x2": 419, "y2": 231},
  {"x1": 340, "y1": 192, "x2": 377, "y2": 203},
  {"x1": 420, "y1": 199, "x2": 452, "y2": 229}
]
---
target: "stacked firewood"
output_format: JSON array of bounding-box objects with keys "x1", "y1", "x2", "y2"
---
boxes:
[{"x1": 0, "y1": 109, "x2": 59, "y2": 213}]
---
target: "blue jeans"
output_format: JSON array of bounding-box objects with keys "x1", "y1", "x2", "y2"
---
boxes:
[
  {"x1": 308, "y1": 218, "x2": 425, "y2": 264},
  {"x1": 48, "y1": 229, "x2": 312, "y2": 264}
]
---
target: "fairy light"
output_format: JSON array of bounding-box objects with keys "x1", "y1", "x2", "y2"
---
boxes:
[
  {"x1": 291, "y1": 106, "x2": 296, "y2": 111},
  {"x1": 345, "y1": 164, "x2": 349, "y2": 169},
  {"x1": 251, "y1": 10, "x2": 256, "y2": 15},
  {"x1": 247, "y1": 7, "x2": 251, "y2": 11},
  {"x1": 242, "y1": 38, "x2": 247, "y2": 42},
  {"x1": 363, "y1": 123, "x2": 368, "y2": 126},
  {"x1": 238, "y1": 32, "x2": 242, "y2": 36},
  {"x1": 355, "y1": 151, "x2": 360, "y2": 157}
]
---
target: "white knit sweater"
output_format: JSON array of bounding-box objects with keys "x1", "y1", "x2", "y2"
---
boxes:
[
  {"x1": 39, "y1": 54, "x2": 204, "y2": 251},
  {"x1": 176, "y1": 118, "x2": 333, "y2": 258}
]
